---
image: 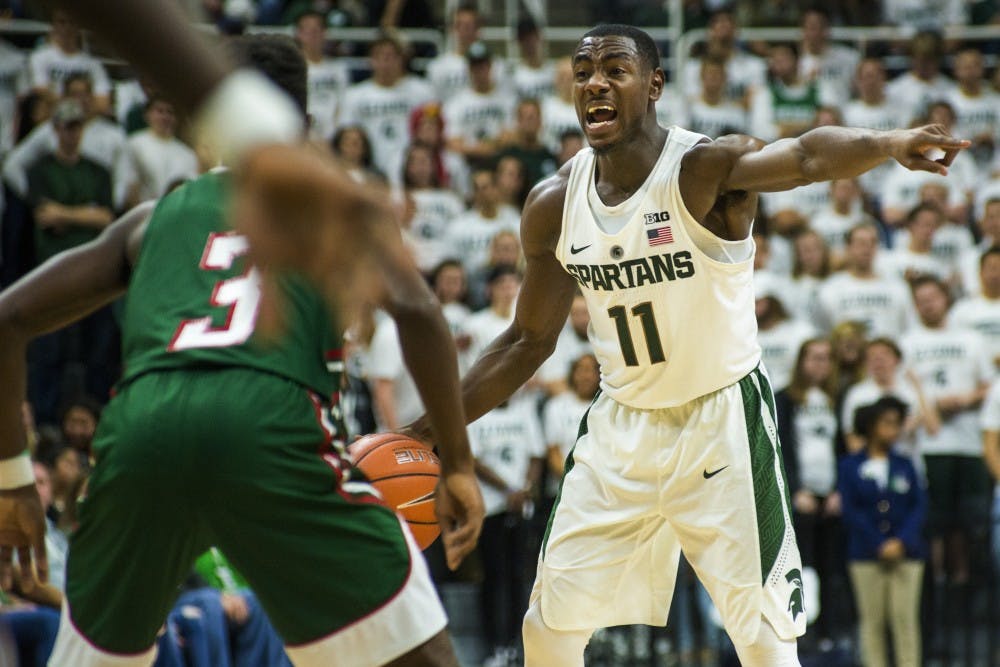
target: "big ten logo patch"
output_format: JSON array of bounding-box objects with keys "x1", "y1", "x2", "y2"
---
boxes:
[
  {"x1": 394, "y1": 447, "x2": 440, "y2": 466},
  {"x1": 643, "y1": 211, "x2": 671, "y2": 225}
]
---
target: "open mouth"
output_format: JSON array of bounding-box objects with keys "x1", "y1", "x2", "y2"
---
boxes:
[{"x1": 585, "y1": 102, "x2": 618, "y2": 128}]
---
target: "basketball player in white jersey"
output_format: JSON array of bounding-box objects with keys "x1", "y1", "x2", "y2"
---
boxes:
[{"x1": 407, "y1": 24, "x2": 968, "y2": 667}]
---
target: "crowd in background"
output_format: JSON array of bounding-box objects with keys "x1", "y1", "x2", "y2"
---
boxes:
[{"x1": 1, "y1": 1, "x2": 1000, "y2": 666}]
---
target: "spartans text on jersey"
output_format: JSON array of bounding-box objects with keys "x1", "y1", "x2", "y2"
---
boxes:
[{"x1": 566, "y1": 251, "x2": 695, "y2": 291}]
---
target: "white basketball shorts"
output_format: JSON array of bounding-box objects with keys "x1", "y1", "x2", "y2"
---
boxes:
[{"x1": 535, "y1": 365, "x2": 806, "y2": 646}]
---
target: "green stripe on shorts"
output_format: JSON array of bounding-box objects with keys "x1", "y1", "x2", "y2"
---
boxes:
[
  {"x1": 541, "y1": 389, "x2": 600, "y2": 558},
  {"x1": 739, "y1": 368, "x2": 789, "y2": 584}
]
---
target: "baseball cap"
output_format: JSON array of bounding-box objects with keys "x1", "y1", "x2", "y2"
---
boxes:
[
  {"x1": 52, "y1": 99, "x2": 86, "y2": 126},
  {"x1": 466, "y1": 40, "x2": 492, "y2": 64}
]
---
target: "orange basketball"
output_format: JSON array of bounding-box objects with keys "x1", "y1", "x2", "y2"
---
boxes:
[{"x1": 348, "y1": 433, "x2": 441, "y2": 550}]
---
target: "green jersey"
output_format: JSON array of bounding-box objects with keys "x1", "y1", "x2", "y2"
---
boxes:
[{"x1": 119, "y1": 171, "x2": 341, "y2": 399}]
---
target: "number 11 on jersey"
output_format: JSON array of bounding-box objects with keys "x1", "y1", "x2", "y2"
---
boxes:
[{"x1": 608, "y1": 301, "x2": 665, "y2": 367}]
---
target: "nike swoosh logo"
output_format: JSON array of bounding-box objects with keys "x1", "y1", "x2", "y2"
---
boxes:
[
  {"x1": 703, "y1": 466, "x2": 729, "y2": 479},
  {"x1": 570, "y1": 243, "x2": 591, "y2": 254}
]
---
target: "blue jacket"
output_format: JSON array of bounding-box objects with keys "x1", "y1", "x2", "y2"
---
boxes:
[{"x1": 838, "y1": 451, "x2": 927, "y2": 561}]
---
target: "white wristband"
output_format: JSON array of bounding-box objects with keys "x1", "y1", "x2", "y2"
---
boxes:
[
  {"x1": 0, "y1": 451, "x2": 34, "y2": 490},
  {"x1": 193, "y1": 69, "x2": 303, "y2": 164}
]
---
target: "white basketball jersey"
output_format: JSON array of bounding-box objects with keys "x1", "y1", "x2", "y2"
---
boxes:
[{"x1": 556, "y1": 127, "x2": 760, "y2": 409}]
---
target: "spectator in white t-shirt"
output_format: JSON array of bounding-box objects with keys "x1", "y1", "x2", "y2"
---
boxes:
[
  {"x1": 788, "y1": 229, "x2": 834, "y2": 323},
  {"x1": 885, "y1": 31, "x2": 957, "y2": 128},
  {"x1": 367, "y1": 313, "x2": 425, "y2": 432},
  {"x1": 445, "y1": 169, "x2": 520, "y2": 277},
  {"x1": 540, "y1": 58, "x2": 582, "y2": 157},
  {"x1": 755, "y1": 270, "x2": 817, "y2": 392},
  {"x1": 876, "y1": 203, "x2": 952, "y2": 286},
  {"x1": 817, "y1": 223, "x2": 916, "y2": 338},
  {"x1": 682, "y1": 7, "x2": 766, "y2": 107},
  {"x1": 952, "y1": 246, "x2": 1000, "y2": 369},
  {"x1": 443, "y1": 41, "x2": 515, "y2": 170},
  {"x1": 464, "y1": 264, "x2": 522, "y2": 364},
  {"x1": 430, "y1": 259, "x2": 473, "y2": 374},
  {"x1": 948, "y1": 48, "x2": 1000, "y2": 169},
  {"x1": 843, "y1": 58, "x2": 897, "y2": 200},
  {"x1": 295, "y1": 10, "x2": 350, "y2": 142},
  {"x1": 678, "y1": 57, "x2": 747, "y2": 139},
  {"x1": 398, "y1": 143, "x2": 465, "y2": 272},
  {"x1": 810, "y1": 178, "x2": 874, "y2": 264},
  {"x1": 337, "y1": 34, "x2": 435, "y2": 178},
  {"x1": 511, "y1": 18, "x2": 554, "y2": 101},
  {"x1": 537, "y1": 293, "x2": 592, "y2": 396},
  {"x1": 424, "y1": 2, "x2": 484, "y2": 103},
  {"x1": 841, "y1": 337, "x2": 938, "y2": 456},
  {"x1": 468, "y1": 228, "x2": 523, "y2": 311},
  {"x1": 468, "y1": 397, "x2": 545, "y2": 666},
  {"x1": 29, "y1": 9, "x2": 111, "y2": 115},
  {"x1": 797, "y1": 7, "x2": 860, "y2": 104},
  {"x1": 901, "y1": 276, "x2": 994, "y2": 588},
  {"x1": 542, "y1": 352, "x2": 599, "y2": 498},
  {"x1": 124, "y1": 95, "x2": 198, "y2": 205},
  {"x1": 894, "y1": 181, "x2": 975, "y2": 280},
  {"x1": 959, "y1": 198, "x2": 1000, "y2": 296}
]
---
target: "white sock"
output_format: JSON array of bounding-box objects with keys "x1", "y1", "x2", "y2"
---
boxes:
[{"x1": 732, "y1": 617, "x2": 801, "y2": 667}]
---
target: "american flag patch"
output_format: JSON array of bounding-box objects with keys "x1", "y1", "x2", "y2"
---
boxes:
[{"x1": 647, "y1": 226, "x2": 674, "y2": 246}]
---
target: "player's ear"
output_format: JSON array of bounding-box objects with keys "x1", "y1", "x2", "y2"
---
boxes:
[{"x1": 649, "y1": 67, "x2": 665, "y2": 101}]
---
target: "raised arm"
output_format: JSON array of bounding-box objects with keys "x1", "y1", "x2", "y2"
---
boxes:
[{"x1": 0, "y1": 201, "x2": 152, "y2": 592}]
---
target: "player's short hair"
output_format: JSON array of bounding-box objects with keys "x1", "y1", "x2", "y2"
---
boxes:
[
  {"x1": 226, "y1": 34, "x2": 307, "y2": 117},
  {"x1": 579, "y1": 24, "x2": 661, "y2": 72},
  {"x1": 853, "y1": 395, "x2": 909, "y2": 439}
]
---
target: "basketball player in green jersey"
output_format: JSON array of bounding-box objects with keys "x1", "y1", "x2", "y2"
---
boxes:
[
  {"x1": 0, "y1": 36, "x2": 483, "y2": 667},
  {"x1": 401, "y1": 25, "x2": 969, "y2": 667}
]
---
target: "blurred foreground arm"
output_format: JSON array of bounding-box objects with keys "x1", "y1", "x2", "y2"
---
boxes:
[{"x1": 234, "y1": 147, "x2": 484, "y2": 569}]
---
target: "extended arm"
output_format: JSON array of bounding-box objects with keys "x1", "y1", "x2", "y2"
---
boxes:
[
  {"x1": 725, "y1": 125, "x2": 969, "y2": 193},
  {"x1": 0, "y1": 201, "x2": 151, "y2": 591},
  {"x1": 680, "y1": 125, "x2": 970, "y2": 239},
  {"x1": 409, "y1": 174, "x2": 579, "y2": 439}
]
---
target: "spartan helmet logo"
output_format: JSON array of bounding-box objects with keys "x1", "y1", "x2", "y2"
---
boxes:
[{"x1": 785, "y1": 569, "x2": 805, "y2": 621}]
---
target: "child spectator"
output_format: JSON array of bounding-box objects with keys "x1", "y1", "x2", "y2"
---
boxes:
[{"x1": 840, "y1": 396, "x2": 927, "y2": 667}]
